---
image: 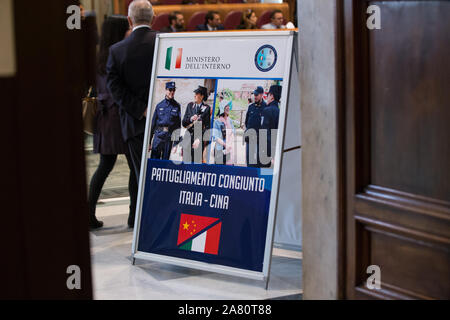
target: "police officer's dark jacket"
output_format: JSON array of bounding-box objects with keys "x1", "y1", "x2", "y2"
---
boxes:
[
  {"x1": 150, "y1": 98, "x2": 181, "y2": 148},
  {"x1": 182, "y1": 102, "x2": 211, "y2": 134},
  {"x1": 245, "y1": 100, "x2": 267, "y2": 132},
  {"x1": 261, "y1": 100, "x2": 280, "y2": 158}
]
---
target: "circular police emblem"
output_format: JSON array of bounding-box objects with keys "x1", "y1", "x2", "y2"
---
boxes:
[{"x1": 255, "y1": 45, "x2": 277, "y2": 72}]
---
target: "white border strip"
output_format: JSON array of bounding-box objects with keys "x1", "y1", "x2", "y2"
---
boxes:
[
  {"x1": 134, "y1": 251, "x2": 265, "y2": 281},
  {"x1": 262, "y1": 34, "x2": 294, "y2": 279},
  {"x1": 158, "y1": 30, "x2": 295, "y2": 39}
]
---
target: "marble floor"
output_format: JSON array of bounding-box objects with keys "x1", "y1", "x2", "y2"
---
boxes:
[{"x1": 91, "y1": 198, "x2": 303, "y2": 300}]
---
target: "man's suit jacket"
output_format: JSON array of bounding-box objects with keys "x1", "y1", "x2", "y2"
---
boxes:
[
  {"x1": 195, "y1": 24, "x2": 225, "y2": 31},
  {"x1": 107, "y1": 27, "x2": 157, "y2": 141}
]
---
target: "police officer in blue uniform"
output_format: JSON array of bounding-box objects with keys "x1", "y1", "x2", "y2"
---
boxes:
[
  {"x1": 244, "y1": 86, "x2": 267, "y2": 167},
  {"x1": 260, "y1": 84, "x2": 282, "y2": 167},
  {"x1": 150, "y1": 82, "x2": 181, "y2": 160}
]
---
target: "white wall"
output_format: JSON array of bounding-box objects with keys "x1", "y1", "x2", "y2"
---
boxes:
[{"x1": 275, "y1": 49, "x2": 302, "y2": 249}]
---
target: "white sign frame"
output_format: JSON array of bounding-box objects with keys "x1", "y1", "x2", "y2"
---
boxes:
[{"x1": 131, "y1": 31, "x2": 295, "y2": 283}]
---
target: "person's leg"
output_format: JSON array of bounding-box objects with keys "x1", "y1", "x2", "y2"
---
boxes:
[
  {"x1": 88, "y1": 154, "x2": 117, "y2": 228},
  {"x1": 162, "y1": 141, "x2": 172, "y2": 160},
  {"x1": 150, "y1": 148, "x2": 161, "y2": 159},
  {"x1": 225, "y1": 148, "x2": 230, "y2": 165},
  {"x1": 126, "y1": 133, "x2": 144, "y2": 227},
  {"x1": 246, "y1": 142, "x2": 250, "y2": 166},
  {"x1": 191, "y1": 145, "x2": 196, "y2": 163},
  {"x1": 127, "y1": 133, "x2": 144, "y2": 182},
  {"x1": 214, "y1": 148, "x2": 223, "y2": 165},
  {"x1": 150, "y1": 142, "x2": 162, "y2": 159},
  {"x1": 125, "y1": 152, "x2": 138, "y2": 228}
]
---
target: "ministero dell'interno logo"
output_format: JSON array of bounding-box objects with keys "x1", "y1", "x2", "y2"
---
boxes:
[{"x1": 255, "y1": 45, "x2": 278, "y2": 72}]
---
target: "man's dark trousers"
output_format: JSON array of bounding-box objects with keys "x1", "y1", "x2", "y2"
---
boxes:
[{"x1": 126, "y1": 133, "x2": 144, "y2": 226}]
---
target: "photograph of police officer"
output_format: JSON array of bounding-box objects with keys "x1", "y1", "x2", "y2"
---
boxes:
[
  {"x1": 244, "y1": 86, "x2": 267, "y2": 167},
  {"x1": 182, "y1": 86, "x2": 212, "y2": 163},
  {"x1": 212, "y1": 99, "x2": 237, "y2": 165},
  {"x1": 149, "y1": 81, "x2": 181, "y2": 160},
  {"x1": 260, "y1": 84, "x2": 282, "y2": 168}
]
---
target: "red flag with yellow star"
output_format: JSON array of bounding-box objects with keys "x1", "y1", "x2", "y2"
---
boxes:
[{"x1": 177, "y1": 214, "x2": 222, "y2": 255}]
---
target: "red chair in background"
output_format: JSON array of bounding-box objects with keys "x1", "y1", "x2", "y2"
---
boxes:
[
  {"x1": 223, "y1": 11, "x2": 243, "y2": 30},
  {"x1": 160, "y1": 0, "x2": 183, "y2": 4},
  {"x1": 187, "y1": 11, "x2": 207, "y2": 31},
  {"x1": 256, "y1": 10, "x2": 272, "y2": 28},
  {"x1": 152, "y1": 13, "x2": 170, "y2": 31},
  {"x1": 126, "y1": 0, "x2": 132, "y2": 11}
]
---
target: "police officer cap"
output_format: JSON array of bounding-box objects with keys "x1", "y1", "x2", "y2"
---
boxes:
[
  {"x1": 253, "y1": 86, "x2": 264, "y2": 95},
  {"x1": 166, "y1": 82, "x2": 176, "y2": 89},
  {"x1": 268, "y1": 85, "x2": 282, "y2": 101},
  {"x1": 194, "y1": 86, "x2": 208, "y2": 101}
]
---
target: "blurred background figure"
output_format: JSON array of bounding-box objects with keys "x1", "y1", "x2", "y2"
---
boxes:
[
  {"x1": 261, "y1": 9, "x2": 286, "y2": 29},
  {"x1": 196, "y1": 11, "x2": 225, "y2": 31},
  {"x1": 237, "y1": 9, "x2": 258, "y2": 30},
  {"x1": 161, "y1": 11, "x2": 186, "y2": 33},
  {"x1": 77, "y1": 0, "x2": 86, "y2": 19},
  {"x1": 77, "y1": 0, "x2": 98, "y2": 95},
  {"x1": 88, "y1": 15, "x2": 137, "y2": 230}
]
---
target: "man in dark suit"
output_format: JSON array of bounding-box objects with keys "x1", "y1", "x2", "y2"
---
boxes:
[
  {"x1": 160, "y1": 11, "x2": 185, "y2": 33},
  {"x1": 196, "y1": 11, "x2": 225, "y2": 31},
  {"x1": 106, "y1": 0, "x2": 157, "y2": 228}
]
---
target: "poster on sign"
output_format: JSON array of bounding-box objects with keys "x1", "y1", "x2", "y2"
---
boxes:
[{"x1": 132, "y1": 31, "x2": 295, "y2": 281}]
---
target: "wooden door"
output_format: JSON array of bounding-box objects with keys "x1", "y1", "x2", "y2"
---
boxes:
[
  {"x1": 341, "y1": 0, "x2": 450, "y2": 299},
  {"x1": 0, "y1": 0, "x2": 92, "y2": 299}
]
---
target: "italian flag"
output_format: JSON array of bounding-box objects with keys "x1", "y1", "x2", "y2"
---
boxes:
[
  {"x1": 165, "y1": 47, "x2": 183, "y2": 71},
  {"x1": 177, "y1": 214, "x2": 222, "y2": 255}
]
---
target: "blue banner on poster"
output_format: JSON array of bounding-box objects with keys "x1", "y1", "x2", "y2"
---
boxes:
[{"x1": 138, "y1": 159, "x2": 273, "y2": 272}]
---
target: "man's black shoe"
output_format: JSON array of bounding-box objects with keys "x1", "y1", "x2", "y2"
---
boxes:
[
  {"x1": 90, "y1": 217, "x2": 104, "y2": 230},
  {"x1": 128, "y1": 215, "x2": 135, "y2": 229}
]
